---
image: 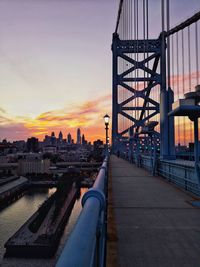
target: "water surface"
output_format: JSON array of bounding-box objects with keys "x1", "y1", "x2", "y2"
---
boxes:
[{"x1": 0, "y1": 187, "x2": 87, "y2": 267}]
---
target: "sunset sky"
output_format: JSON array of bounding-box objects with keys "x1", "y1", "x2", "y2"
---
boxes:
[{"x1": 0, "y1": 0, "x2": 199, "y2": 143}]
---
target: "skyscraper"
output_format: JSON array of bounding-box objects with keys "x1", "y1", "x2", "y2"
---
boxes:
[
  {"x1": 82, "y1": 134, "x2": 87, "y2": 145},
  {"x1": 67, "y1": 133, "x2": 72, "y2": 144},
  {"x1": 58, "y1": 131, "x2": 63, "y2": 141},
  {"x1": 51, "y1": 132, "x2": 57, "y2": 146},
  {"x1": 77, "y1": 128, "x2": 81, "y2": 144}
]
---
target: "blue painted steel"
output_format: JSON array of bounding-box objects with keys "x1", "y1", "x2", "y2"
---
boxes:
[
  {"x1": 56, "y1": 157, "x2": 108, "y2": 267},
  {"x1": 136, "y1": 155, "x2": 200, "y2": 196},
  {"x1": 191, "y1": 201, "x2": 200, "y2": 208},
  {"x1": 112, "y1": 35, "x2": 162, "y2": 142},
  {"x1": 82, "y1": 188, "x2": 105, "y2": 210},
  {"x1": 112, "y1": 33, "x2": 118, "y2": 150}
]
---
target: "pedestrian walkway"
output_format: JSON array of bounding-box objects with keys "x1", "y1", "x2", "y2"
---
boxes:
[{"x1": 107, "y1": 155, "x2": 200, "y2": 267}]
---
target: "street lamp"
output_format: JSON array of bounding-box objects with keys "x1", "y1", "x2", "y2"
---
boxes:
[{"x1": 103, "y1": 114, "x2": 110, "y2": 153}]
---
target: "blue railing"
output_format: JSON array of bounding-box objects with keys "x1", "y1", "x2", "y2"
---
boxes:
[
  {"x1": 56, "y1": 157, "x2": 108, "y2": 267},
  {"x1": 117, "y1": 150, "x2": 200, "y2": 196}
]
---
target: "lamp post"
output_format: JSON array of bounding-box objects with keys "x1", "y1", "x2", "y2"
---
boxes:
[{"x1": 103, "y1": 114, "x2": 110, "y2": 154}]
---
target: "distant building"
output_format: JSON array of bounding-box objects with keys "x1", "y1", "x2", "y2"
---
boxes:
[
  {"x1": 43, "y1": 135, "x2": 51, "y2": 146},
  {"x1": 18, "y1": 159, "x2": 50, "y2": 175},
  {"x1": 51, "y1": 132, "x2": 57, "y2": 146},
  {"x1": 0, "y1": 156, "x2": 8, "y2": 163},
  {"x1": 0, "y1": 141, "x2": 16, "y2": 155},
  {"x1": 43, "y1": 146, "x2": 57, "y2": 154},
  {"x1": 67, "y1": 133, "x2": 72, "y2": 144},
  {"x1": 93, "y1": 139, "x2": 104, "y2": 160},
  {"x1": 26, "y1": 137, "x2": 39, "y2": 153},
  {"x1": 58, "y1": 131, "x2": 63, "y2": 141},
  {"x1": 77, "y1": 128, "x2": 81, "y2": 144},
  {"x1": 13, "y1": 140, "x2": 26, "y2": 152},
  {"x1": 82, "y1": 134, "x2": 87, "y2": 145}
]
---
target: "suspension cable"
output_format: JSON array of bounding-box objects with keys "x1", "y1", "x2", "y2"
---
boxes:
[
  {"x1": 167, "y1": 0, "x2": 170, "y2": 88},
  {"x1": 115, "y1": 0, "x2": 124, "y2": 34},
  {"x1": 176, "y1": 32, "x2": 180, "y2": 144},
  {"x1": 181, "y1": 29, "x2": 186, "y2": 146},
  {"x1": 171, "y1": 34, "x2": 174, "y2": 91},
  {"x1": 195, "y1": 22, "x2": 199, "y2": 85},
  {"x1": 188, "y1": 25, "x2": 192, "y2": 142}
]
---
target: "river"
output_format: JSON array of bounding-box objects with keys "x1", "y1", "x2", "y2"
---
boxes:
[{"x1": 0, "y1": 187, "x2": 87, "y2": 267}]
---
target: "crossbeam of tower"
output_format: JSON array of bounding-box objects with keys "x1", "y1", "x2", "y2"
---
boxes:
[{"x1": 112, "y1": 0, "x2": 175, "y2": 159}]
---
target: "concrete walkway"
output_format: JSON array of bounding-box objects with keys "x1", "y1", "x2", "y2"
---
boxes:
[{"x1": 107, "y1": 155, "x2": 200, "y2": 267}]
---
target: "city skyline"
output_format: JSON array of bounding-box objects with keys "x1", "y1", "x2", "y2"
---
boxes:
[
  {"x1": 0, "y1": 0, "x2": 199, "y2": 143},
  {"x1": 0, "y1": 127, "x2": 92, "y2": 144}
]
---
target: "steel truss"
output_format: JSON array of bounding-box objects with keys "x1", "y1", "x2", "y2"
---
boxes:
[
  {"x1": 112, "y1": 34, "x2": 161, "y2": 136},
  {"x1": 112, "y1": 33, "x2": 175, "y2": 158}
]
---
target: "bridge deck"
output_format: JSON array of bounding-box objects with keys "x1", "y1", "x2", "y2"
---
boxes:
[{"x1": 107, "y1": 155, "x2": 200, "y2": 267}]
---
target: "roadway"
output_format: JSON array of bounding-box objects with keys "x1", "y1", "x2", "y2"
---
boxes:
[{"x1": 107, "y1": 155, "x2": 200, "y2": 267}]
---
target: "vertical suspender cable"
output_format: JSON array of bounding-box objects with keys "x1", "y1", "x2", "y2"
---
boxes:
[
  {"x1": 161, "y1": 0, "x2": 165, "y2": 142},
  {"x1": 119, "y1": 7, "x2": 121, "y2": 132},
  {"x1": 131, "y1": 0, "x2": 134, "y2": 123},
  {"x1": 188, "y1": 26, "x2": 192, "y2": 90},
  {"x1": 125, "y1": 0, "x2": 127, "y2": 130},
  {"x1": 143, "y1": 0, "x2": 146, "y2": 121},
  {"x1": 146, "y1": 0, "x2": 150, "y2": 123},
  {"x1": 136, "y1": 0, "x2": 139, "y2": 121},
  {"x1": 134, "y1": 0, "x2": 136, "y2": 124},
  {"x1": 143, "y1": 0, "x2": 146, "y2": 88},
  {"x1": 143, "y1": 0, "x2": 147, "y2": 144},
  {"x1": 188, "y1": 26, "x2": 192, "y2": 143},
  {"x1": 171, "y1": 35, "x2": 174, "y2": 91},
  {"x1": 195, "y1": 22, "x2": 199, "y2": 85},
  {"x1": 182, "y1": 29, "x2": 186, "y2": 146},
  {"x1": 176, "y1": 32, "x2": 180, "y2": 144},
  {"x1": 195, "y1": 21, "x2": 199, "y2": 142},
  {"x1": 171, "y1": 34, "x2": 176, "y2": 145},
  {"x1": 167, "y1": 0, "x2": 170, "y2": 89},
  {"x1": 122, "y1": 4, "x2": 124, "y2": 132},
  {"x1": 129, "y1": 0, "x2": 131, "y2": 130}
]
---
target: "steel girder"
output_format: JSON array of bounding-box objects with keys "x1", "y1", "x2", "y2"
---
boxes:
[{"x1": 112, "y1": 33, "x2": 161, "y2": 140}]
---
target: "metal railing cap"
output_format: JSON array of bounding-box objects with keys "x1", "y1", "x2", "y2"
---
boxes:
[{"x1": 81, "y1": 188, "x2": 106, "y2": 211}]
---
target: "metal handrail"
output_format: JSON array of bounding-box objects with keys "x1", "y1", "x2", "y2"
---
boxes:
[{"x1": 56, "y1": 157, "x2": 108, "y2": 267}]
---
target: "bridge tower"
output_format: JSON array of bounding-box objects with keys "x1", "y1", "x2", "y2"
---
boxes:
[{"x1": 112, "y1": 0, "x2": 175, "y2": 159}]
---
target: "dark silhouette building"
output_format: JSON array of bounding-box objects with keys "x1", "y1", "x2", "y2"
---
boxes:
[
  {"x1": 26, "y1": 137, "x2": 39, "y2": 152},
  {"x1": 67, "y1": 133, "x2": 72, "y2": 144},
  {"x1": 82, "y1": 134, "x2": 87, "y2": 145},
  {"x1": 77, "y1": 128, "x2": 81, "y2": 144}
]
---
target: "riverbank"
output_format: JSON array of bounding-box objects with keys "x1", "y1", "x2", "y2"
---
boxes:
[
  {"x1": 0, "y1": 177, "x2": 29, "y2": 210},
  {"x1": 5, "y1": 186, "x2": 78, "y2": 258}
]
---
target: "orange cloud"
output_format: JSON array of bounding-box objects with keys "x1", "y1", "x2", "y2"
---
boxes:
[{"x1": 0, "y1": 94, "x2": 112, "y2": 142}]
